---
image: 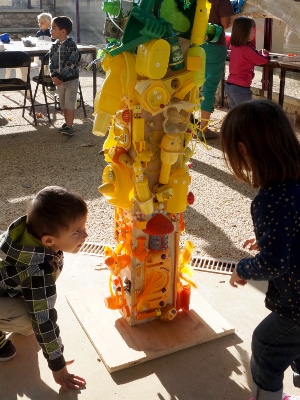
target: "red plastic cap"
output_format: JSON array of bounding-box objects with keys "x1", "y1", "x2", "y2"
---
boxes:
[{"x1": 143, "y1": 213, "x2": 174, "y2": 235}]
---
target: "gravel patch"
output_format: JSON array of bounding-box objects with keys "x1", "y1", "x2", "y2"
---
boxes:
[{"x1": 1, "y1": 69, "x2": 299, "y2": 263}]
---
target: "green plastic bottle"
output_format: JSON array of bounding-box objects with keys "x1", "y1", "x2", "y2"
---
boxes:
[{"x1": 166, "y1": 32, "x2": 185, "y2": 71}]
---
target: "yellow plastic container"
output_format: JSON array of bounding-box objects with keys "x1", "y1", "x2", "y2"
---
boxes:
[
  {"x1": 166, "y1": 167, "x2": 191, "y2": 213},
  {"x1": 92, "y1": 111, "x2": 112, "y2": 137},
  {"x1": 137, "y1": 81, "x2": 170, "y2": 115},
  {"x1": 159, "y1": 133, "x2": 183, "y2": 184},
  {"x1": 132, "y1": 117, "x2": 145, "y2": 142},
  {"x1": 190, "y1": 0, "x2": 209, "y2": 46},
  {"x1": 136, "y1": 39, "x2": 170, "y2": 80},
  {"x1": 93, "y1": 53, "x2": 126, "y2": 136},
  {"x1": 135, "y1": 178, "x2": 152, "y2": 203},
  {"x1": 186, "y1": 46, "x2": 206, "y2": 90},
  {"x1": 98, "y1": 164, "x2": 134, "y2": 209},
  {"x1": 123, "y1": 52, "x2": 139, "y2": 106},
  {"x1": 134, "y1": 195, "x2": 154, "y2": 215}
]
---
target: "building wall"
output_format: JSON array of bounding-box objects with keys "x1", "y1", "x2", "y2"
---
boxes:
[
  {"x1": 0, "y1": 10, "x2": 42, "y2": 39},
  {"x1": 0, "y1": 0, "x2": 105, "y2": 42},
  {"x1": 255, "y1": 18, "x2": 300, "y2": 55},
  {"x1": 55, "y1": 0, "x2": 105, "y2": 44}
]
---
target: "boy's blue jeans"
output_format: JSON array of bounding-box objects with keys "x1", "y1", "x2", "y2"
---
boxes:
[
  {"x1": 225, "y1": 82, "x2": 252, "y2": 109},
  {"x1": 251, "y1": 311, "x2": 300, "y2": 396}
]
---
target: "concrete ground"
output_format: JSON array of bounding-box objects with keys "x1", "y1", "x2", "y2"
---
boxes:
[
  {"x1": 1, "y1": 113, "x2": 300, "y2": 400},
  {"x1": 1, "y1": 37, "x2": 300, "y2": 400},
  {"x1": 0, "y1": 252, "x2": 298, "y2": 400}
]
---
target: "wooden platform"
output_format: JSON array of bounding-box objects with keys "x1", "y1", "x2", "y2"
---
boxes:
[{"x1": 66, "y1": 283, "x2": 235, "y2": 373}]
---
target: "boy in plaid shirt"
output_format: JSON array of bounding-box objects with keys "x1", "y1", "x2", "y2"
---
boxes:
[
  {"x1": 50, "y1": 16, "x2": 80, "y2": 137},
  {"x1": 0, "y1": 186, "x2": 88, "y2": 391}
]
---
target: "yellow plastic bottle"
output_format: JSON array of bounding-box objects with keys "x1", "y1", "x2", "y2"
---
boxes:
[
  {"x1": 93, "y1": 53, "x2": 126, "y2": 136},
  {"x1": 186, "y1": 0, "x2": 209, "y2": 90},
  {"x1": 190, "y1": 0, "x2": 209, "y2": 45},
  {"x1": 166, "y1": 167, "x2": 191, "y2": 213},
  {"x1": 159, "y1": 133, "x2": 182, "y2": 184}
]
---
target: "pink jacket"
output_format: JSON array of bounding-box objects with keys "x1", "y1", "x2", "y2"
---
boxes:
[{"x1": 227, "y1": 45, "x2": 269, "y2": 87}]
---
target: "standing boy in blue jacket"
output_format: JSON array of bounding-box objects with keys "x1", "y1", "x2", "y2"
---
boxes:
[{"x1": 50, "y1": 16, "x2": 80, "y2": 137}]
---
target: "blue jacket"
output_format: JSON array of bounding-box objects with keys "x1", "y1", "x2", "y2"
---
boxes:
[{"x1": 49, "y1": 37, "x2": 80, "y2": 82}]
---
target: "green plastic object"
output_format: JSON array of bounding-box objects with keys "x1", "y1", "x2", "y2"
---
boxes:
[
  {"x1": 205, "y1": 23, "x2": 222, "y2": 43},
  {"x1": 166, "y1": 32, "x2": 185, "y2": 71},
  {"x1": 155, "y1": 0, "x2": 191, "y2": 35},
  {"x1": 154, "y1": 0, "x2": 197, "y2": 40},
  {"x1": 164, "y1": 24, "x2": 185, "y2": 71},
  {"x1": 102, "y1": 1, "x2": 121, "y2": 17},
  {"x1": 110, "y1": 0, "x2": 168, "y2": 56}
]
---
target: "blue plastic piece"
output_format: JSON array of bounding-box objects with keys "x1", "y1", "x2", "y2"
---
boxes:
[
  {"x1": 0, "y1": 33, "x2": 10, "y2": 43},
  {"x1": 230, "y1": 0, "x2": 245, "y2": 14}
]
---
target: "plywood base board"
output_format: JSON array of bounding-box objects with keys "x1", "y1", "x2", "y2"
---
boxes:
[{"x1": 66, "y1": 285, "x2": 234, "y2": 372}]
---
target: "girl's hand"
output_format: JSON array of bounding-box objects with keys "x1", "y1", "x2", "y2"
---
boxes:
[
  {"x1": 259, "y1": 49, "x2": 269, "y2": 56},
  {"x1": 243, "y1": 237, "x2": 258, "y2": 251},
  {"x1": 52, "y1": 360, "x2": 86, "y2": 392},
  {"x1": 229, "y1": 269, "x2": 247, "y2": 288}
]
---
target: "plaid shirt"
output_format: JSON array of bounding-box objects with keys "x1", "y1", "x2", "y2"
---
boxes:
[
  {"x1": 49, "y1": 37, "x2": 80, "y2": 82},
  {"x1": 0, "y1": 216, "x2": 65, "y2": 371}
]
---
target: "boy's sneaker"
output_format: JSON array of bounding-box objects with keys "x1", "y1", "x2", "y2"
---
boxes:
[
  {"x1": 61, "y1": 126, "x2": 74, "y2": 137},
  {"x1": 58, "y1": 123, "x2": 67, "y2": 132},
  {"x1": 0, "y1": 340, "x2": 16, "y2": 361}
]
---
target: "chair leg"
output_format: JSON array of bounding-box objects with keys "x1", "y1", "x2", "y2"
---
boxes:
[
  {"x1": 30, "y1": 82, "x2": 39, "y2": 116},
  {"x1": 22, "y1": 89, "x2": 27, "y2": 117},
  {"x1": 42, "y1": 84, "x2": 51, "y2": 123},
  {"x1": 78, "y1": 81, "x2": 87, "y2": 118},
  {"x1": 31, "y1": 81, "x2": 51, "y2": 123},
  {"x1": 24, "y1": 87, "x2": 37, "y2": 126},
  {"x1": 29, "y1": 87, "x2": 37, "y2": 126}
]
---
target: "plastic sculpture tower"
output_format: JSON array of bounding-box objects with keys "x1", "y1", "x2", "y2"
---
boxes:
[{"x1": 93, "y1": 0, "x2": 219, "y2": 326}]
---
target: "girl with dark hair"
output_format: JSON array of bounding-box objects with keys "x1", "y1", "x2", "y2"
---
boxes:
[
  {"x1": 221, "y1": 99, "x2": 300, "y2": 400},
  {"x1": 225, "y1": 16, "x2": 270, "y2": 109}
]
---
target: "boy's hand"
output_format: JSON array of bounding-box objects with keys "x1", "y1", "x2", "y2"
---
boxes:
[
  {"x1": 229, "y1": 268, "x2": 247, "y2": 288},
  {"x1": 243, "y1": 237, "x2": 258, "y2": 251},
  {"x1": 53, "y1": 360, "x2": 86, "y2": 392},
  {"x1": 52, "y1": 77, "x2": 62, "y2": 86}
]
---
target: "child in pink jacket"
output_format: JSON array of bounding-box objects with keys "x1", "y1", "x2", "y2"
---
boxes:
[{"x1": 225, "y1": 16, "x2": 270, "y2": 109}]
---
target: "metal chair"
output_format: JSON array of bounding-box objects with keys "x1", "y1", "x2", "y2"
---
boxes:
[
  {"x1": 0, "y1": 51, "x2": 37, "y2": 125},
  {"x1": 31, "y1": 52, "x2": 56, "y2": 123},
  {"x1": 32, "y1": 52, "x2": 86, "y2": 123}
]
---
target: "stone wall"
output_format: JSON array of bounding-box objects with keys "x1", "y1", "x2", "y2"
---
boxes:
[
  {"x1": 0, "y1": 6, "x2": 95, "y2": 64},
  {"x1": 0, "y1": 10, "x2": 42, "y2": 39},
  {"x1": 0, "y1": 2, "x2": 105, "y2": 43}
]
